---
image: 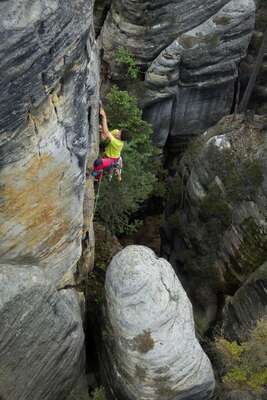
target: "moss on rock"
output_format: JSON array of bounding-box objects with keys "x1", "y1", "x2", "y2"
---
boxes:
[
  {"x1": 238, "y1": 217, "x2": 267, "y2": 274},
  {"x1": 213, "y1": 15, "x2": 232, "y2": 25},
  {"x1": 162, "y1": 115, "x2": 267, "y2": 335}
]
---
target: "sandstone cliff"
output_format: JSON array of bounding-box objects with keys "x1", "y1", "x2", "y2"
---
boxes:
[
  {"x1": 96, "y1": 0, "x2": 255, "y2": 148},
  {"x1": 1, "y1": 1, "x2": 265, "y2": 399},
  {"x1": 0, "y1": 1, "x2": 99, "y2": 399},
  {"x1": 161, "y1": 115, "x2": 267, "y2": 335},
  {"x1": 240, "y1": 0, "x2": 267, "y2": 115},
  {"x1": 222, "y1": 261, "x2": 267, "y2": 341},
  {"x1": 0, "y1": 0, "x2": 99, "y2": 285}
]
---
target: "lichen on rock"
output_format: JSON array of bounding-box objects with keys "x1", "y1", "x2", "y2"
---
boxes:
[
  {"x1": 161, "y1": 114, "x2": 267, "y2": 335},
  {"x1": 0, "y1": 0, "x2": 99, "y2": 285},
  {"x1": 0, "y1": 1, "x2": 99, "y2": 399}
]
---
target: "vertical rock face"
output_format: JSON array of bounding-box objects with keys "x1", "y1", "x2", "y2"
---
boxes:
[
  {"x1": 0, "y1": 1, "x2": 99, "y2": 399},
  {"x1": 222, "y1": 261, "x2": 267, "y2": 342},
  {"x1": 98, "y1": 0, "x2": 255, "y2": 147},
  {"x1": 100, "y1": 0, "x2": 230, "y2": 64},
  {"x1": 102, "y1": 245, "x2": 215, "y2": 400},
  {"x1": 240, "y1": 1, "x2": 267, "y2": 115},
  {"x1": 94, "y1": 0, "x2": 111, "y2": 38},
  {"x1": 161, "y1": 115, "x2": 267, "y2": 334},
  {"x1": 0, "y1": 0, "x2": 99, "y2": 285},
  {"x1": 0, "y1": 265, "x2": 85, "y2": 400},
  {"x1": 144, "y1": 0, "x2": 255, "y2": 147}
]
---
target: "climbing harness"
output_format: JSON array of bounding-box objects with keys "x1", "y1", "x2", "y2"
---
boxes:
[
  {"x1": 92, "y1": 157, "x2": 123, "y2": 182},
  {"x1": 91, "y1": 156, "x2": 123, "y2": 214}
]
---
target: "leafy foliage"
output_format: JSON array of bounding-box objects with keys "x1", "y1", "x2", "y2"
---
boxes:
[
  {"x1": 115, "y1": 47, "x2": 139, "y2": 80},
  {"x1": 90, "y1": 387, "x2": 106, "y2": 400},
  {"x1": 94, "y1": 223, "x2": 122, "y2": 270},
  {"x1": 95, "y1": 86, "x2": 157, "y2": 235},
  {"x1": 215, "y1": 319, "x2": 267, "y2": 392}
]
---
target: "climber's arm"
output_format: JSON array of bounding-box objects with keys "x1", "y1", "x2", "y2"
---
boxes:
[
  {"x1": 99, "y1": 124, "x2": 106, "y2": 141},
  {"x1": 100, "y1": 108, "x2": 113, "y2": 141}
]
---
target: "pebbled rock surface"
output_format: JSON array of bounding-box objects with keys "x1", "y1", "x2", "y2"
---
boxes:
[
  {"x1": 98, "y1": 0, "x2": 255, "y2": 148},
  {"x1": 0, "y1": 0, "x2": 99, "y2": 285},
  {"x1": 161, "y1": 115, "x2": 267, "y2": 334},
  {"x1": 0, "y1": 264, "x2": 85, "y2": 400},
  {"x1": 222, "y1": 261, "x2": 267, "y2": 341},
  {"x1": 102, "y1": 245, "x2": 215, "y2": 400}
]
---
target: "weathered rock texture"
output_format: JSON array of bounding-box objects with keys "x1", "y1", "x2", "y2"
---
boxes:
[
  {"x1": 240, "y1": 1, "x2": 267, "y2": 115},
  {"x1": 222, "y1": 261, "x2": 267, "y2": 341},
  {"x1": 144, "y1": 0, "x2": 255, "y2": 147},
  {"x1": 0, "y1": 0, "x2": 99, "y2": 285},
  {"x1": 161, "y1": 115, "x2": 267, "y2": 334},
  {"x1": 100, "y1": 0, "x2": 231, "y2": 65},
  {"x1": 94, "y1": 0, "x2": 111, "y2": 38},
  {"x1": 0, "y1": 264, "x2": 85, "y2": 400},
  {"x1": 98, "y1": 0, "x2": 255, "y2": 148},
  {"x1": 0, "y1": 1, "x2": 99, "y2": 399},
  {"x1": 220, "y1": 390, "x2": 264, "y2": 400},
  {"x1": 102, "y1": 245, "x2": 215, "y2": 400},
  {"x1": 252, "y1": 35, "x2": 267, "y2": 114}
]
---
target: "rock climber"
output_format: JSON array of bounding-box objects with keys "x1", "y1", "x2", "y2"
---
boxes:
[{"x1": 92, "y1": 107, "x2": 131, "y2": 182}]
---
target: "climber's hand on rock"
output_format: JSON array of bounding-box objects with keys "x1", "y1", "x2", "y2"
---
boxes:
[{"x1": 99, "y1": 108, "x2": 106, "y2": 118}]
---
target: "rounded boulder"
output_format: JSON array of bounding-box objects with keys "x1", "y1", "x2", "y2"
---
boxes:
[{"x1": 102, "y1": 245, "x2": 215, "y2": 400}]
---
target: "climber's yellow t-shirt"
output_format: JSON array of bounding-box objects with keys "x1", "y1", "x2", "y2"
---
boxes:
[{"x1": 105, "y1": 129, "x2": 124, "y2": 158}]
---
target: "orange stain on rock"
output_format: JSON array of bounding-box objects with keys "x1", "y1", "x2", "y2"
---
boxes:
[{"x1": 0, "y1": 153, "x2": 77, "y2": 261}]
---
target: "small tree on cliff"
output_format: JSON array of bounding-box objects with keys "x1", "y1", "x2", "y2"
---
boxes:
[{"x1": 95, "y1": 86, "x2": 156, "y2": 235}]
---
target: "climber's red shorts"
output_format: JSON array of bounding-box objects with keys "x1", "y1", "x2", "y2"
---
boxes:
[{"x1": 92, "y1": 157, "x2": 119, "y2": 181}]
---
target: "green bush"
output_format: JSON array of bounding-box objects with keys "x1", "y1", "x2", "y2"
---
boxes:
[
  {"x1": 95, "y1": 86, "x2": 157, "y2": 235},
  {"x1": 215, "y1": 319, "x2": 267, "y2": 392},
  {"x1": 115, "y1": 47, "x2": 139, "y2": 80},
  {"x1": 90, "y1": 387, "x2": 106, "y2": 400}
]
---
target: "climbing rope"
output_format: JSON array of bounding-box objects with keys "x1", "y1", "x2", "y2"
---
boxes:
[{"x1": 93, "y1": 176, "x2": 102, "y2": 217}]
